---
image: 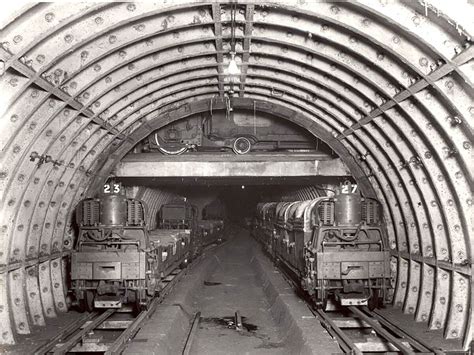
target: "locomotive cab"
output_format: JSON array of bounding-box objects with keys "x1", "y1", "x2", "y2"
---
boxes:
[{"x1": 304, "y1": 182, "x2": 390, "y2": 310}]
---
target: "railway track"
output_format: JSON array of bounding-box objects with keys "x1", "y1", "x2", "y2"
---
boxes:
[
  {"x1": 314, "y1": 306, "x2": 444, "y2": 354},
  {"x1": 34, "y1": 267, "x2": 185, "y2": 355},
  {"x1": 33, "y1": 237, "x2": 229, "y2": 355},
  {"x1": 274, "y1": 257, "x2": 444, "y2": 354},
  {"x1": 182, "y1": 311, "x2": 202, "y2": 355}
]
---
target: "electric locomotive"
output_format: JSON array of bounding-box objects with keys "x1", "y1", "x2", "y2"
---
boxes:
[
  {"x1": 70, "y1": 183, "x2": 192, "y2": 311},
  {"x1": 256, "y1": 183, "x2": 391, "y2": 310}
]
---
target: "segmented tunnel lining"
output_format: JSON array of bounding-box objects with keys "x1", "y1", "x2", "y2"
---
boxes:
[{"x1": 0, "y1": 0, "x2": 472, "y2": 349}]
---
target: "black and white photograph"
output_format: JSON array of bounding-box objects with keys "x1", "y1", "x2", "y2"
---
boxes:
[{"x1": 0, "y1": 1, "x2": 472, "y2": 354}]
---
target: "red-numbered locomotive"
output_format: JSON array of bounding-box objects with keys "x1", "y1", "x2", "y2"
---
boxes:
[
  {"x1": 71, "y1": 184, "x2": 193, "y2": 311},
  {"x1": 255, "y1": 183, "x2": 390, "y2": 310}
]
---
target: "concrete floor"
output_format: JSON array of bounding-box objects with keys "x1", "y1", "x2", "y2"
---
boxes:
[
  {"x1": 126, "y1": 225, "x2": 338, "y2": 354},
  {"x1": 188, "y1": 228, "x2": 287, "y2": 354}
]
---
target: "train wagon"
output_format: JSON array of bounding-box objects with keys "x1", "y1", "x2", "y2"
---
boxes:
[
  {"x1": 199, "y1": 200, "x2": 225, "y2": 246},
  {"x1": 198, "y1": 220, "x2": 224, "y2": 246}
]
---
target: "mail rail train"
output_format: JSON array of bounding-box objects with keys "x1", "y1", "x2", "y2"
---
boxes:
[
  {"x1": 71, "y1": 192, "x2": 195, "y2": 312},
  {"x1": 254, "y1": 184, "x2": 390, "y2": 310},
  {"x1": 198, "y1": 200, "x2": 226, "y2": 246},
  {"x1": 159, "y1": 199, "x2": 197, "y2": 229}
]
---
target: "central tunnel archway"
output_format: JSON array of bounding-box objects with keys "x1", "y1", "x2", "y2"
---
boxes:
[
  {"x1": 0, "y1": 0, "x2": 472, "y2": 348},
  {"x1": 93, "y1": 98, "x2": 372, "y2": 193}
]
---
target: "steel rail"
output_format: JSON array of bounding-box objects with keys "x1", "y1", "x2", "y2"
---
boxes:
[
  {"x1": 272, "y1": 250, "x2": 431, "y2": 354},
  {"x1": 52, "y1": 308, "x2": 116, "y2": 355},
  {"x1": 33, "y1": 312, "x2": 97, "y2": 355},
  {"x1": 273, "y1": 256, "x2": 362, "y2": 354},
  {"x1": 182, "y1": 311, "x2": 202, "y2": 355},
  {"x1": 23, "y1": 222, "x2": 224, "y2": 354},
  {"x1": 105, "y1": 246, "x2": 224, "y2": 354},
  {"x1": 38, "y1": 266, "x2": 186, "y2": 355},
  {"x1": 104, "y1": 267, "x2": 187, "y2": 355},
  {"x1": 369, "y1": 308, "x2": 444, "y2": 355},
  {"x1": 348, "y1": 306, "x2": 415, "y2": 355},
  {"x1": 314, "y1": 308, "x2": 362, "y2": 355},
  {"x1": 110, "y1": 241, "x2": 226, "y2": 355}
]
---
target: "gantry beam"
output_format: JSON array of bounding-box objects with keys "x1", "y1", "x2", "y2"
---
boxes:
[
  {"x1": 0, "y1": 46, "x2": 130, "y2": 140},
  {"x1": 337, "y1": 45, "x2": 474, "y2": 139},
  {"x1": 116, "y1": 154, "x2": 350, "y2": 178}
]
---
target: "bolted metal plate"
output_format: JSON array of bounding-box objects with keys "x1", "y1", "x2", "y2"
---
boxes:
[{"x1": 0, "y1": 0, "x2": 471, "y2": 347}]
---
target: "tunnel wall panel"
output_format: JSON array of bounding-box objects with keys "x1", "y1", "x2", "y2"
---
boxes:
[
  {"x1": 8, "y1": 268, "x2": 30, "y2": 334},
  {"x1": 0, "y1": 0, "x2": 471, "y2": 348},
  {"x1": 25, "y1": 265, "x2": 45, "y2": 327},
  {"x1": 416, "y1": 264, "x2": 435, "y2": 324}
]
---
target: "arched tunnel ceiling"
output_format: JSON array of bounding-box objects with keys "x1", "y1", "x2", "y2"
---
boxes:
[{"x1": 0, "y1": 0, "x2": 472, "y2": 348}]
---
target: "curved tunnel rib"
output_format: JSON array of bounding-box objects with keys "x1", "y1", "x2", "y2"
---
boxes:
[{"x1": 0, "y1": 0, "x2": 472, "y2": 349}]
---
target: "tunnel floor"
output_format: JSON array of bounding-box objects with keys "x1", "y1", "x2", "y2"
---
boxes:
[
  {"x1": 0, "y1": 1, "x2": 471, "y2": 350},
  {"x1": 187, "y1": 229, "x2": 287, "y2": 354},
  {"x1": 2, "y1": 226, "x2": 466, "y2": 354},
  {"x1": 124, "y1": 225, "x2": 337, "y2": 354}
]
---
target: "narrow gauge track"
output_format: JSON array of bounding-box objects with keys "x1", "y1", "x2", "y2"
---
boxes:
[
  {"x1": 180, "y1": 310, "x2": 244, "y2": 355},
  {"x1": 34, "y1": 267, "x2": 185, "y2": 355},
  {"x1": 182, "y1": 311, "x2": 202, "y2": 355},
  {"x1": 274, "y1": 258, "x2": 444, "y2": 354},
  {"x1": 314, "y1": 306, "x2": 444, "y2": 354}
]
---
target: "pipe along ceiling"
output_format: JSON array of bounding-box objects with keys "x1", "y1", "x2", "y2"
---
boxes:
[{"x1": 0, "y1": 0, "x2": 472, "y2": 348}]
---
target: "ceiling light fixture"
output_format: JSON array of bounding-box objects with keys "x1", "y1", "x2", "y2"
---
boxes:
[
  {"x1": 227, "y1": 4, "x2": 240, "y2": 78},
  {"x1": 228, "y1": 52, "x2": 240, "y2": 76}
]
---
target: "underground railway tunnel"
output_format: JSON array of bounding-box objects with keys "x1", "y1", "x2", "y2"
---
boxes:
[{"x1": 0, "y1": 0, "x2": 472, "y2": 353}]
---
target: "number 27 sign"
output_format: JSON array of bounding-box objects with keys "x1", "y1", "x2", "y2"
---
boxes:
[{"x1": 341, "y1": 184, "x2": 358, "y2": 194}]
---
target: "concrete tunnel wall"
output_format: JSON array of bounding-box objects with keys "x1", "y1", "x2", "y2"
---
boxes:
[{"x1": 0, "y1": 0, "x2": 472, "y2": 348}]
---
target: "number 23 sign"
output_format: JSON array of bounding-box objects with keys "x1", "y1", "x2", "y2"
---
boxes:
[{"x1": 103, "y1": 183, "x2": 121, "y2": 194}]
